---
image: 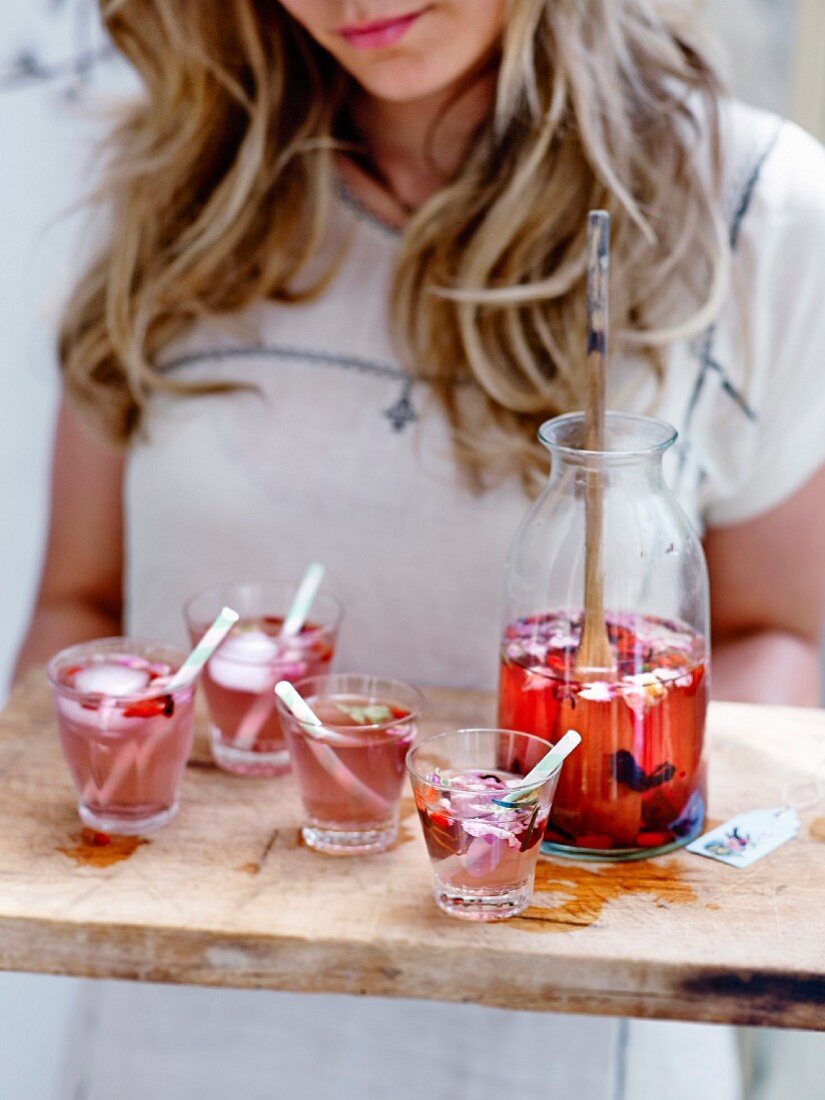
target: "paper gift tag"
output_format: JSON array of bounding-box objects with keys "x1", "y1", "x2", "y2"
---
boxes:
[{"x1": 686, "y1": 807, "x2": 800, "y2": 868}]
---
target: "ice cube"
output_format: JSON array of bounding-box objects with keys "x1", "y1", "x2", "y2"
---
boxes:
[
  {"x1": 625, "y1": 672, "x2": 659, "y2": 687},
  {"x1": 74, "y1": 663, "x2": 151, "y2": 697},
  {"x1": 524, "y1": 667, "x2": 553, "y2": 691},
  {"x1": 622, "y1": 672, "x2": 666, "y2": 717},
  {"x1": 208, "y1": 631, "x2": 281, "y2": 692},
  {"x1": 208, "y1": 658, "x2": 272, "y2": 693},
  {"x1": 579, "y1": 680, "x2": 613, "y2": 702},
  {"x1": 57, "y1": 694, "x2": 145, "y2": 733},
  {"x1": 56, "y1": 697, "x2": 98, "y2": 726},
  {"x1": 220, "y1": 630, "x2": 281, "y2": 663}
]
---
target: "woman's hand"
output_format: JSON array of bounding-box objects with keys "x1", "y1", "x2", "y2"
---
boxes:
[
  {"x1": 705, "y1": 466, "x2": 825, "y2": 706},
  {"x1": 12, "y1": 398, "x2": 125, "y2": 685}
]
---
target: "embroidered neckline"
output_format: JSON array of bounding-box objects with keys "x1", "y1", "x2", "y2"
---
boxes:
[{"x1": 335, "y1": 178, "x2": 403, "y2": 241}]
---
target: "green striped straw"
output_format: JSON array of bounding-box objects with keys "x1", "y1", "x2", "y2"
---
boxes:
[
  {"x1": 494, "y1": 730, "x2": 582, "y2": 807},
  {"x1": 165, "y1": 605, "x2": 239, "y2": 692},
  {"x1": 275, "y1": 681, "x2": 389, "y2": 816},
  {"x1": 234, "y1": 565, "x2": 326, "y2": 750},
  {"x1": 275, "y1": 680, "x2": 322, "y2": 727},
  {"x1": 273, "y1": 680, "x2": 353, "y2": 746},
  {"x1": 281, "y1": 562, "x2": 325, "y2": 637}
]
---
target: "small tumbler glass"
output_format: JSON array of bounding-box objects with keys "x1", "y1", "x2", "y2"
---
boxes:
[
  {"x1": 184, "y1": 581, "x2": 343, "y2": 776},
  {"x1": 407, "y1": 729, "x2": 561, "y2": 921},
  {"x1": 276, "y1": 673, "x2": 422, "y2": 854},
  {"x1": 47, "y1": 638, "x2": 196, "y2": 834}
]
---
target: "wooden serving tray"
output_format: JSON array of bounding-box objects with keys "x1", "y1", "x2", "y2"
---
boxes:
[{"x1": 0, "y1": 673, "x2": 824, "y2": 1030}]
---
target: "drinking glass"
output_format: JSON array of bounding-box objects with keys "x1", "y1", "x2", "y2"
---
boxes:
[
  {"x1": 277, "y1": 673, "x2": 421, "y2": 854},
  {"x1": 185, "y1": 581, "x2": 342, "y2": 776},
  {"x1": 47, "y1": 638, "x2": 196, "y2": 834},
  {"x1": 407, "y1": 728, "x2": 561, "y2": 921}
]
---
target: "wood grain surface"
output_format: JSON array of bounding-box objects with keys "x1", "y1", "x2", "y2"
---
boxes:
[{"x1": 1, "y1": 673, "x2": 825, "y2": 1030}]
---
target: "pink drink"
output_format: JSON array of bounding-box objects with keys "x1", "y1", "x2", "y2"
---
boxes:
[
  {"x1": 278, "y1": 675, "x2": 421, "y2": 854},
  {"x1": 185, "y1": 581, "x2": 343, "y2": 776},
  {"x1": 47, "y1": 640, "x2": 196, "y2": 834},
  {"x1": 193, "y1": 616, "x2": 335, "y2": 775},
  {"x1": 498, "y1": 612, "x2": 707, "y2": 856},
  {"x1": 414, "y1": 770, "x2": 550, "y2": 892},
  {"x1": 288, "y1": 697, "x2": 414, "y2": 824},
  {"x1": 407, "y1": 729, "x2": 561, "y2": 920}
]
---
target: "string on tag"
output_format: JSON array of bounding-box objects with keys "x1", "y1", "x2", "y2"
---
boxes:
[{"x1": 686, "y1": 739, "x2": 823, "y2": 868}]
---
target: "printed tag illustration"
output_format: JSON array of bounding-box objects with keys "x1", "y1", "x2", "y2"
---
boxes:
[{"x1": 686, "y1": 807, "x2": 800, "y2": 868}]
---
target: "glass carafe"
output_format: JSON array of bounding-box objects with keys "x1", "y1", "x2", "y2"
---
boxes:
[{"x1": 498, "y1": 412, "x2": 709, "y2": 861}]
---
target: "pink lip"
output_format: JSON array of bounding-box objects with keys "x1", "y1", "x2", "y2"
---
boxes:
[{"x1": 338, "y1": 7, "x2": 429, "y2": 50}]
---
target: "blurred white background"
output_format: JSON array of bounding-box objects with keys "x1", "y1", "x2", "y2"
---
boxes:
[
  {"x1": 0, "y1": 1, "x2": 821, "y2": 1096},
  {"x1": 703, "y1": 0, "x2": 795, "y2": 110}
]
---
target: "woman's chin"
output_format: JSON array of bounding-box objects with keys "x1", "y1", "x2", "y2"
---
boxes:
[{"x1": 350, "y1": 60, "x2": 477, "y2": 106}]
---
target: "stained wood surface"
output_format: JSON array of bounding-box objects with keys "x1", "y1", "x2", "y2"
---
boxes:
[{"x1": 1, "y1": 673, "x2": 825, "y2": 1029}]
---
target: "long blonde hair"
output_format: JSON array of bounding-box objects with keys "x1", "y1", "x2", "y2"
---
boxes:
[{"x1": 61, "y1": 0, "x2": 725, "y2": 486}]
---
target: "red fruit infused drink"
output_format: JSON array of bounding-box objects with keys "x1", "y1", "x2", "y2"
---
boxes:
[
  {"x1": 498, "y1": 611, "x2": 707, "y2": 859},
  {"x1": 185, "y1": 582, "x2": 342, "y2": 776},
  {"x1": 47, "y1": 638, "x2": 196, "y2": 834},
  {"x1": 277, "y1": 674, "x2": 422, "y2": 854},
  {"x1": 407, "y1": 729, "x2": 561, "y2": 920}
]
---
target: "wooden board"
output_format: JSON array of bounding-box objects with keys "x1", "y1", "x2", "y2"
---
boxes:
[{"x1": 1, "y1": 673, "x2": 825, "y2": 1030}]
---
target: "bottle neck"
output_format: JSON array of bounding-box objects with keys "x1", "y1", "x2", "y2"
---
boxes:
[{"x1": 549, "y1": 452, "x2": 667, "y2": 493}]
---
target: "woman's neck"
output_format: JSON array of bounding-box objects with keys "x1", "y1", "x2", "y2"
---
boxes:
[{"x1": 340, "y1": 67, "x2": 496, "y2": 227}]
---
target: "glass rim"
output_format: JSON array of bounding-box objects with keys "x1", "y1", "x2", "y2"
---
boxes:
[
  {"x1": 406, "y1": 727, "x2": 561, "y2": 793},
  {"x1": 277, "y1": 673, "x2": 424, "y2": 732},
  {"x1": 183, "y1": 579, "x2": 344, "y2": 637},
  {"x1": 538, "y1": 412, "x2": 678, "y2": 461},
  {"x1": 46, "y1": 636, "x2": 190, "y2": 703}
]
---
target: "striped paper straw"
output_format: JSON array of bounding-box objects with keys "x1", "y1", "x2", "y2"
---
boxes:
[
  {"x1": 495, "y1": 730, "x2": 582, "y2": 806},
  {"x1": 304, "y1": 740, "x2": 388, "y2": 818},
  {"x1": 165, "y1": 605, "x2": 239, "y2": 692},
  {"x1": 275, "y1": 681, "x2": 388, "y2": 815},
  {"x1": 274, "y1": 680, "x2": 322, "y2": 726},
  {"x1": 233, "y1": 684, "x2": 280, "y2": 752},
  {"x1": 273, "y1": 681, "x2": 356, "y2": 746},
  {"x1": 281, "y1": 563, "x2": 325, "y2": 637},
  {"x1": 234, "y1": 564, "x2": 326, "y2": 751},
  {"x1": 86, "y1": 719, "x2": 172, "y2": 811}
]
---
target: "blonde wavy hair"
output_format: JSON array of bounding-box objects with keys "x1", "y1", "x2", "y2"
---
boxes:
[{"x1": 61, "y1": 0, "x2": 726, "y2": 486}]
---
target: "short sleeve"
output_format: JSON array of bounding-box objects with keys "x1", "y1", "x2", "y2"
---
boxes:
[{"x1": 703, "y1": 120, "x2": 825, "y2": 528}]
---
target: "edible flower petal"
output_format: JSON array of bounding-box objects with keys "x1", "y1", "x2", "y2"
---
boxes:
[{"x1": 462, "y1": 819, "x2": 522, "y2": 849}]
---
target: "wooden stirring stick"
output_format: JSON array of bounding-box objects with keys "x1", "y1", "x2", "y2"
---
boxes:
[{"x1": 576, "y1": 211, "x2": 615, "y2": 676}]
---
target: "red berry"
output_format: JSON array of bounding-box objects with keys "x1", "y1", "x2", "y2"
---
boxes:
[
  {"x1": 575, "y1": 834, "x2": 614, "y2": 849},
  {"x1": 122, "y1": 698, "x2": 166, "y2": 719},
  {"x1": 428, "y1": 811, "x2": 454, "y2": 831},
  {"x1": 636, "y1": 831, "x2": 672, "y2": 848}
]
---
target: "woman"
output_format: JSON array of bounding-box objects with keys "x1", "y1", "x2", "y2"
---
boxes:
[{"x1": 17, "y1": 1, "x2": 825, "y2": 1096}]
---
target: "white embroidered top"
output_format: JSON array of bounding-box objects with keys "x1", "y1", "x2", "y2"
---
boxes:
[{"x1": 125, "y1": 103, "x2": 825, "y2": 697}]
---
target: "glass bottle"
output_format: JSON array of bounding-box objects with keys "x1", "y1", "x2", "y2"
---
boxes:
[{"x1": 498, "y1": 412, "x2": 710, "y2": 861}]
